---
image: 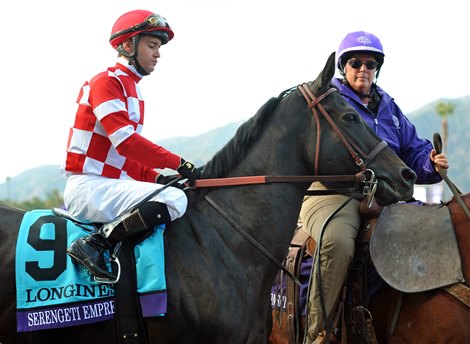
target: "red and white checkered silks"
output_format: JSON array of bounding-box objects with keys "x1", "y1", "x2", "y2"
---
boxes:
[{"x1": 62, "y1": 62, "x2": 180, "y2": 182}]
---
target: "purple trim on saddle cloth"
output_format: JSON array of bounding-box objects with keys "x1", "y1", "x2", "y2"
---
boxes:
[
  {"x1": 140, "y1": 291, "x2": 167, "y2": 317},
  {"x1": 299, "y1": 257, "x2": 312, "y2": 315},
  {"x1": 16, "y1": 297, "x2": 115, "y2": 332},
  {"x1": 271, "y1": 256, "x2": 385, "y2": 316},
  {"x1": 16, "y1": 291, "x2": 168, "y2": 332},
  {"x1": 345, "y1": 266, "x2": 384, "y2": 305},
  {"x1": 270, "y1": 256, "x2": 312, "y2": 316}
]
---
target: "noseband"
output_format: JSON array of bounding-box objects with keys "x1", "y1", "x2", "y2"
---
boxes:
[{"x1": 298, "y1": 83, "x2": 388, "y2": 204}]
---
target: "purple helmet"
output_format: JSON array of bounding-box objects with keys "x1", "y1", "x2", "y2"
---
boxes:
[{"x1": 336, "y1": 31, "x2": 385, "y2": 73}]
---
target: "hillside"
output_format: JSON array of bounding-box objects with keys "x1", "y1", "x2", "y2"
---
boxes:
[
  {"x1": 1, "y1": 95, "x2": 469, "y2": 202},
  {"x1": 0, "y1": 165, "x2": 66, "y2": 203}
]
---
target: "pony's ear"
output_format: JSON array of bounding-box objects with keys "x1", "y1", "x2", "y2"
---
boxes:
[{"x1": 320, "y1": 52, "x2": 336, "y2": 90}]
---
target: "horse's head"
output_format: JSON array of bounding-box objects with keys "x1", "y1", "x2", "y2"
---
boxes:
[
  {"x1": 305, "y1": 52, "x2": 416, "y2": 206},
  {"x1": 201, "y1": 52, "x2": 415, "y2": 206}
]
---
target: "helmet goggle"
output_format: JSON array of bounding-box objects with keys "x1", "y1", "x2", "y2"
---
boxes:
[{"x1": 110, "y1": 14, "x2": 171, "y2": 41}]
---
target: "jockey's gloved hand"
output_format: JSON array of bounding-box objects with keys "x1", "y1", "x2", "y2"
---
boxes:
[
  {"x1": 176, "y1": 158, "x2": 201, "y2": 185},
  {"x1": 156, "y1": 174, "x2": 179, "y2": 185}
]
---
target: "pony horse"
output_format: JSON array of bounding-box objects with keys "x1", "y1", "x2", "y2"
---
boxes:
[
  {"x1": 268, "y1": 188, "x2": 470, "y2": 341},
  {"x1": 370, "y1": 193, "x2": 470, "y2": 344},
  {"x1": 0, "y1": 52, "x2": 415, "y2": 344}
]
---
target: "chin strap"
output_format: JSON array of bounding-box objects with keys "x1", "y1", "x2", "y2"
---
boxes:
[
  {"x1": 130, "y1": 59, "x2": 150, "y2": 76},
  {"x1": 116, "y1": 35, "x2": 151, "y2": 76}
]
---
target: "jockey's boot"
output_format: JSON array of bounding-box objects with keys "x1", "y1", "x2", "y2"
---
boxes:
[
  {"x1": 67, "y1": 232, "x2": 116, "y2": 280},
  {"x1": 67, "y1": 202, "x2": 171, "y2": 280}
]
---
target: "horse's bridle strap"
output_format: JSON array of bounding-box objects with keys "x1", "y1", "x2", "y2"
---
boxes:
[
  {"x1": 364, "y1": 140, "x2": 388, "y2": 163},
  {"x1": 193, "y1": 173, "x2": 364, "y2": 188}
]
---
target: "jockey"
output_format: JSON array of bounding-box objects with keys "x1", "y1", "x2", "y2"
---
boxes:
[
  {"x1": 300, "y1": 31, "x2": 449, "y2": 343},
  {"x1": 61, "y1": 9, "x2": 200, "y2": 282}
]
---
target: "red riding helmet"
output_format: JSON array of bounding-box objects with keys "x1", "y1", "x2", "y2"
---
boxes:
[{"x1": 109, "y1": 9, "x2": 174, "y2": 49}]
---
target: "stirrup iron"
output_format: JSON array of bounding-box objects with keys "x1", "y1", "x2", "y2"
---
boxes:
[{"x1": 95, "y1": 242, "x2": 122, "y2": 284}]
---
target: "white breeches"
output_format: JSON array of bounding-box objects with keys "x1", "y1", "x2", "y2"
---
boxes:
[{"x1": 63, "y1": 174, "x2": 187, "y2": 223}]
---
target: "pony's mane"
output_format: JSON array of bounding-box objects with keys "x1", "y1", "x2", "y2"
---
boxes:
[{"x1": 202, "y1": 87, "x2": 295, "y2": 178}]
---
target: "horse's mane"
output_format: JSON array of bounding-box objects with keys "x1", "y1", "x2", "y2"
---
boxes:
[{"x1": 202, "y1": 87, "x2": 296, "y2": 179}]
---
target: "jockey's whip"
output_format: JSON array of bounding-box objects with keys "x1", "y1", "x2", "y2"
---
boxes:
[{"x1": 131, "y1": 175, "x2": 185, "y2": 212}]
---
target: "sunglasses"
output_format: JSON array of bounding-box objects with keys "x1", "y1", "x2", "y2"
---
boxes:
[
  {"x1": 110, "y1": 14, "x2": 171, "y2": 41},
  {"x1": 347, "y1": 58, "x2": 379, "y2": 70}
]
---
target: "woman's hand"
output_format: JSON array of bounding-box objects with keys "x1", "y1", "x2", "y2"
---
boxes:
[{"x1": 430, "y1": 149, "x2": 449, "y2": 172}]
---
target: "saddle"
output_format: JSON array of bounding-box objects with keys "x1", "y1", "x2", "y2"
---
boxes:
[
  {"x1": 52, "y1": 208, "x2": 151, "y2": 344},
  {"x1": 271, "y1": 199, "x2": 466, "y2": 344},
  {"x1": 270, "y1": 200, "x2": 384, "y2": 344},
  {"x1": 271, "y1": 222, "x2": 315, "y2": 344}
]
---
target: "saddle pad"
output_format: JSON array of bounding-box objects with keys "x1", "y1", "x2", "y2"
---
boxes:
[
  {"x1": 370, "y1": 203, "x2": 464, "y2": 293},
  {"x1": 271, "y1": 256, "x2": 312, "y2": 316},
  {"x1": 16, "y1": 209, "x2": 167, "y2": 332}
]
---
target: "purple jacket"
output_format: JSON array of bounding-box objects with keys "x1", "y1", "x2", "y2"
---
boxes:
[{"x1": 332, "y1": 78, "x2": 441, "y2": 185}]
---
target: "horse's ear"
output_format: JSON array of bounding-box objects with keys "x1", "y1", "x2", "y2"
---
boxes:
[{"x1": 320, "y1": 52, "x2": 336, "y2": 90}]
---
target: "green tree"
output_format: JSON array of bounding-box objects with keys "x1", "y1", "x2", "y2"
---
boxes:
[{"x1": 435, "y1": 101, "x2": 455, "y2": 153}]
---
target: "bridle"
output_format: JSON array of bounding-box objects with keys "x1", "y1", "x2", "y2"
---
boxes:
[
  {"x1": 193, "y1": 84, "x2": 388, "y2": 197},
  {"x1": 298, "y1": 83, "x2": 389, "y2": 340},
  {"x1": 198, "y1": 84, "x2": 389, "y2": 285},
  {"x1": 297, "y1": 83, "x2": 388, "y2": 205},
  {"x1": 298, "y1": 84, "x2": 387, "y2": 175}
]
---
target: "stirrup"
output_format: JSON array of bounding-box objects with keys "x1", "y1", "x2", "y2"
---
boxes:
[{"x1": 95, "y1": 242, "x2": 122, "y2": 284}]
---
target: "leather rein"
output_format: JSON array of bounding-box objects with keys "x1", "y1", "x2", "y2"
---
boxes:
[
  {"x1": 193, "y1": 84, "x2": 388, "y2": 204},
  {"x1": 191, "y1": 84, "x2": 389, "y2": 286}
]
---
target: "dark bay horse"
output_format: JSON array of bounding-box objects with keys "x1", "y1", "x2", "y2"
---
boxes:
[
  {"x1": 0, "y1": 52, "x2": 415, "y2": 344},
  {"x1": 269, "y1": 193, "x2": 470, "y2": 344}
]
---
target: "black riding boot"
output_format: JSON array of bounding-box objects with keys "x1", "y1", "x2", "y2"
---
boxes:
[
  {"x1": 67, "y1": 202, "x2": 171, "y2": 280},
  {"x1": 67, "y1": 232, "x2": 116, "y2": 280}
]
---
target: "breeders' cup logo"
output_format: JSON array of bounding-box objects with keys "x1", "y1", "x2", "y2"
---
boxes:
[
  {"x1": 357, "y1": 36, "x2": 372, "y2": 46},
  {"x1": 393, "y1": 115, "x2": 401, "y2": 129}
]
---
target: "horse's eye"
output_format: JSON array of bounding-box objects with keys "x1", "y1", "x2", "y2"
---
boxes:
[{"x1": 344, "y1": 113, "x2": 358, "y2": 123}]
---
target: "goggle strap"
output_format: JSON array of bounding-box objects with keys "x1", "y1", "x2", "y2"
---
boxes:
[{"x1": 110, "y1": 15, "x2": 169, "y2": 41}]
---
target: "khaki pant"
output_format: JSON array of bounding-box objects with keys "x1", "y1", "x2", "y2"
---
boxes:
[{"x1": 300, "y1": 183, "x2": 361, "y2": 343}]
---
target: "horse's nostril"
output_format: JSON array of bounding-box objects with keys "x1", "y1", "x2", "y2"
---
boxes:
[{"x1": 402, "y1": 168, "x2": 417, "y2": 183}]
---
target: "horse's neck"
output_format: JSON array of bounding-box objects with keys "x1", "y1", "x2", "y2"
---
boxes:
[
  {"x1": 201, "y1": 159, "x2": 306, "y2": 273},
  {"x1": 231, "y1": 150, "x2": 307, "y2": 228},
  {"x1": 196, "y1": 112, "x2": 311, "y2": 272},
  {"x1": 207, "y1": 182, "x2": 304, "y2": 231}
]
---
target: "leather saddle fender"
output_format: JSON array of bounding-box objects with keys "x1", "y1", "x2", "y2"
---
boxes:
[{"x1": 370, "y1": 203, "x2": 464, "y2": 293}]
